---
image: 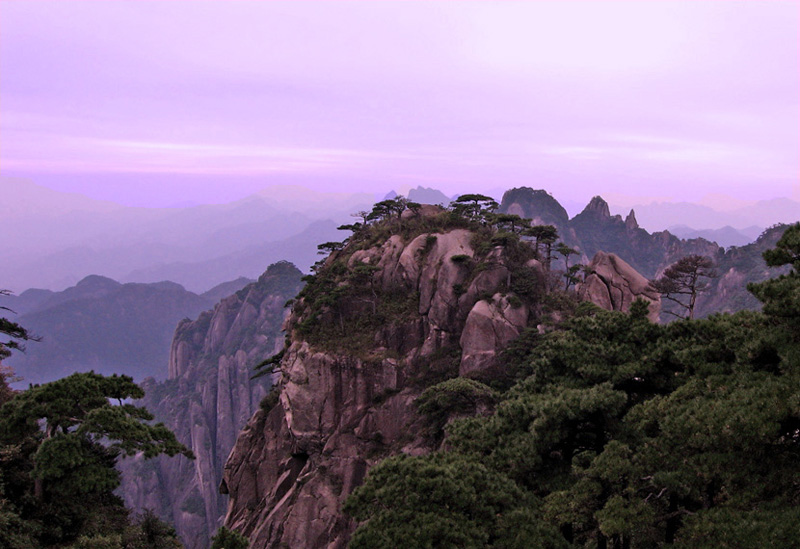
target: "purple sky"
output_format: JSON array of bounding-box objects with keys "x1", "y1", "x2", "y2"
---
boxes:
[{"x1": 2, "y1": 1, "x2": 798, "y2": 207}]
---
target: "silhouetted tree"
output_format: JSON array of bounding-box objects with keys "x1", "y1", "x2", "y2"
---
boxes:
[
  {"x1": 524, "y1": 225, "x2": 559, "y2": 268},
  {"x1": 317, "y1": 241, "x2": 345, "y2": 255},
  {"x1": 451, "y1": 194, "x2": 499, "y2": 223},
  {"x1": 367, "y1": 197, "x2": 408, "y2": 222},
  {"x1": 650, "y1": 255, "x2": 716, "y2": 319},
  {"x1": 555, "y1": 243, "x2": 582, "y2": 290},
  {"x1": 491, "y1": 213, "x2": 532, "y2": 234}
]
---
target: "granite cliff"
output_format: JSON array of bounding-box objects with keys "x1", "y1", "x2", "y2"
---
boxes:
[
  {"x1": 694, "y1": 224, "x2": 792, "y2": 317},
  {"x1": 220, "y1": 205, "x2": 658, "y2": 547},
  {"x1": 119, "y1": 262, "x2": 303, "y2": 548}
]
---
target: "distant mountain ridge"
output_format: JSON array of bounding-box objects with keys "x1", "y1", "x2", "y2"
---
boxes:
[
  {"x1": 614, "y1": 197, "x2": 799, "y2": 233},
  {"x1": 667, "y1": 225, "x2": 763, "y2": 248},
  {"x1": 5, "y1": 177, "x2": 796, "y2": 293},
  {"x1": 1, "y1": 274, "x2": 253, "y2": 386},
  {"x1": 695, "y1": 224, "x2": 792, "y2": 317},
  {"x1": 498, "y1": 187, "x2": 798, "y2": 318},
  {"x1": 2, "y1": 178, "x2": 372, "y2": 293},
  {"x1": 406, "y1": 186, "x2": 452, "y2": 206}
]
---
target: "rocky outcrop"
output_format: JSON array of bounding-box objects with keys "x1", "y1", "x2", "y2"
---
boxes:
[
  {"x1": 222, "y1": 224, "x2": 546, "y2": 548},
  {"x1": 119, "y1": 262, "x2": 303, "y2": 549},
  {"x1": 499, "y1": 187, "x2": 570, "y2": 229},
  {"x1": 578, "y1": 251, "x2": 661, "y2": 322},
  {"x1": 625, "y1": 209, "x2": 639, "y2": 231},
  {"x1": 459, "y1": 293, "x2": 531, "y2": 377},
  {"x1": 499, "y1": 188, "x2": 723, "y2": 279},
  {"x1": 694, "y1": 224, "x2": 792, "y2": 317}
]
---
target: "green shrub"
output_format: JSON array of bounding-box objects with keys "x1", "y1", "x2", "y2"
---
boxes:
[
  {"x1": 416, "y1": 377, "x2": 497, "y2": 437},
  {"x1": 450, "y1": 254, "x2": 471, "y2": 264},
  {"x1": 210, "y1": 526, "x2": 249, "y2": 549}
]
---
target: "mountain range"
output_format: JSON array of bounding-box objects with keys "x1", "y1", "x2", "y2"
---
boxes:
[
  {"x1": 1, "y1": 274, "x2": 253, "y2": 386},
  {"x1": 5, "y1": 177, "x2": 797, "y2": 294},
  {"x1": 2, "y1": 178, "x2": 369, "y2": 293},
  {"x1": 4, "y1": 184, "x2": 798, "y2": 547}
]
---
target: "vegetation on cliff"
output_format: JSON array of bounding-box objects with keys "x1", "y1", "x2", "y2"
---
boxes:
[
  {"x1": 345, "y1": 223, "x2": 800, "y2": 548},
  {"x1": 285, "y1": 195, "x2": 572, "y2": 362}
]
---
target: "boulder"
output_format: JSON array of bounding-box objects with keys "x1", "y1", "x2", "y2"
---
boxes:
[
  {"x1": 578, "y1": 251, "x2": 661, "y2": 322},
  {"x1": 460, "y1": 294, "x2": 529, "y2": 377}
]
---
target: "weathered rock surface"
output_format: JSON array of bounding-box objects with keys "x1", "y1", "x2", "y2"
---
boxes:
[
  {"x1": 460, "y1": 294, "x2": 530, "y2": 377},
  {"x1": 222, "y1": 227, "x2": 543, "y2": 548},
  {"x1": 578, "y1": 251, "x2": 661, "y2": 322},
  {"x1": 694, "y1": 224, "x2": 792, "y2": 317},
  {"x1": 119, "y1": 262, "x2": 303, "y2": 549}
]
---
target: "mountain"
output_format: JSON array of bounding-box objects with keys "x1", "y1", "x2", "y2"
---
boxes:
[
  {"x1": 695, "y1": 224, "x2": 792, "y2": 318},
  {"x1": 406, "y1": 186, "x2": 452, "y2": 206},
  {"x1": 500, "y1": 187, "x2": 570, "y2": 230},
  {"x1": 119, "y1": 262, "x2": 304, "y2": 549},
  {"x1": 1, "y1": 276, "x2": 237, "y2": 386},
  {"x1": 2, "y1": 178, "x2": 372, "y2": 293},
  {"x1": 618, "y1": 197, "x2": 800, "y2": 233},
  {"x1": 220, "y1": 203, "x2": 657, "y2": 547},
  {"x1": 499, "y1": 188, "x2": 723, "y2": 279},
  {"x1": 125, "y1": 220, "x2": 341, "y2": 292},
  {"x1": 667, "y1": 225, "x2": 761, "y2": 248},
  {"x1": 201, "y1": 277, "x2": 255, "y2": 304}
]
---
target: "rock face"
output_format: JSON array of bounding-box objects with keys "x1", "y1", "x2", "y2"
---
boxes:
[
  {"x1": 578, "y1": 252, "x2": 661, "y2": 322},
  {"x1": 499, "y1": 187, "x2": 570, "y2": 231},
  {"x1": 222, "y1": 226, "x2": 545, "y2": 548},
  {"x1": 695, "y1": 224, "x2": 791, "y2": 317},
  {"x1": 119, "y1": 262, "x2": 303, "y2": 549}
]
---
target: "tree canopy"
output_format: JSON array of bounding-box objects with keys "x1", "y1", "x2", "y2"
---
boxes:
[
  {"x1": 650, "y1": 255, "x2": 716, "y2": 319},
  {"x1": 0, "y1": 372, "x2": 192, "y2": 547},
  {"x1": 450, "y1": 194, "x2": 499, "y2": 223}
]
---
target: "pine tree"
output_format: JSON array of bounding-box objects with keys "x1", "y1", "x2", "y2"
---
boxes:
[
  {"x1": 650, "y1": 255, "x2": 716, "y2": 319},
  {"x1": 0, "y1": 372, "x2": 193, "y2": 546}
]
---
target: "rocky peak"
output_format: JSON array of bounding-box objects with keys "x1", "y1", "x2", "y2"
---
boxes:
[
  {"x1": 498, "y1": 187, "x2": 570, "y2": 228},
  {"x1": 625, "y1": 209, "x2": 639, "y2": 230},
  {"x1": 222, "y1": 214, "x2": 549, "y2": 548},
  {"x1": 219, "y1": 205, "x2": 695, "y2": 548},
  {"x1": 580, "y1": 195, "x2": 611, "y2": 218}
]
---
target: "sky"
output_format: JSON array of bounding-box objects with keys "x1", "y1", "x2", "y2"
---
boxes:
[{"x1": 1, "y1": 1, "x2": 798, "y2": 208}]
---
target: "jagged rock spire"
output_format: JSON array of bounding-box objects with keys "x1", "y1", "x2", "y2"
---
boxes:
[{"x1": 625, "y1": 209, "x2": 639, "y2": 230}]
